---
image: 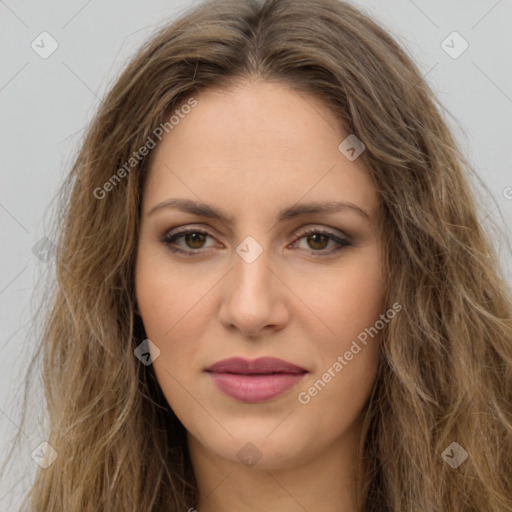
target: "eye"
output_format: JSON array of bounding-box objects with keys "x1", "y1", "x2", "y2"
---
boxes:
[
  {"x1": 162, "y1": 228, "x2": 217, "y2": 254},
  {"x1": 161, "y1": 226, "x2": 352, "y2": 256},
  {"x1": 290, "y1": 227, "x2": 352, "y2": 256}
]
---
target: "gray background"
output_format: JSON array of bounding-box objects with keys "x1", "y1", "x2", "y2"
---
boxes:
[{"x1": 1, "y1": 0, "x2": 511, "y2": 509}]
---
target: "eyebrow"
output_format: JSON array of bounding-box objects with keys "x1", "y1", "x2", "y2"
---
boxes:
[{"x1": 148, "y1": 198, "x2": 370, "y2": 224}]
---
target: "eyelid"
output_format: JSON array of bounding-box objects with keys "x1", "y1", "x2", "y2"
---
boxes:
[
  {"x1": 163, "y1": 223, "x2": 348, "y2": 240},
  {"x1": 293, "y1": 224, "x2": 349, "y2": 240}
]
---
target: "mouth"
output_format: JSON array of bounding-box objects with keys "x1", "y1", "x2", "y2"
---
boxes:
[{"x1": 205, "y1": 357, "x2": 308, "y2": 403}]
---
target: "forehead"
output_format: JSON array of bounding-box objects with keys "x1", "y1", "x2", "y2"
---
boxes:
[{"x1": 143, "y1": 81, "x2": 378, "y2": 220}]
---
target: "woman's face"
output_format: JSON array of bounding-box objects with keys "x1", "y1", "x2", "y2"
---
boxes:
[{"x1": 135, "y1": 80, "x2": 385, "y2": 470}]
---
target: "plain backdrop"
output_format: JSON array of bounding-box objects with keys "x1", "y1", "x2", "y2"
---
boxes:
[{"x1": 1, "y1": 0, "x2": 511, "y2": 509}]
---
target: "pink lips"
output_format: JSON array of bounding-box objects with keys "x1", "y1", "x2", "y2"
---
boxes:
[{"x1": 205, "y1": 357, "x2": 307, "y2": 403}]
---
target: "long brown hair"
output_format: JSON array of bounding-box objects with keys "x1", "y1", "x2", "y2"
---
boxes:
[{"x1": 7, "y1": 0, "x2": 512, "y2": 509}]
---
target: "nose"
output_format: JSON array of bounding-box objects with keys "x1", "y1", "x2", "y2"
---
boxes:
[{"x1": 218, "y1": 239, "x2": 290, "y2": 338}]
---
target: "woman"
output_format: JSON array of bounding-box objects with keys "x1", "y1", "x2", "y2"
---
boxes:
[{"x1": 12, "y1": 0, "x2": 512, "y2": 510}]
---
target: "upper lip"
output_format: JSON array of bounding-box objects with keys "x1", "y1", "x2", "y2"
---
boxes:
[{"x1": 205, "y1": 357, "x2": 307, "y2": 375}]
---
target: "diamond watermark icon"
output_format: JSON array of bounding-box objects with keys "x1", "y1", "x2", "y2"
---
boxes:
[
  {"x1": 236, "y1": 236, "x2": 263, "y2": 264},
  {"x1": 31, "y1": 441, "x2": 58, "y2": 469},
  {"x1": 338, "y1": 134, "x2": 365, "y2": 161},
  {"x1": 441, "y1": 32, "x2": 469, "y2": 59},
  {"x1": 31, "y1": 31, "x2": 59, "y2": 59},
  {"x1": 32, "y1": 237, "x2": 56, "y2": 262},
  {"x1": 236, "y1": 442, "x2": 262, "y2": 467},
  {"x1": 441, "y1": 441, "x2": 468, "y2": 468},
  {"x1": 134, "y1": 338, "x2": 161, "y2": 366}
]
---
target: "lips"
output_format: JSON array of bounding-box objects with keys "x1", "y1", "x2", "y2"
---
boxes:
[
  {"x1": 206, "y1": 357, "x2": 307, "y2": 375},
  {"x1": 205, "y1": 357, "x2": 307, "y2": 403}
]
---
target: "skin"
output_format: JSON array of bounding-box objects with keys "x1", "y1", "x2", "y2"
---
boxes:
[{"x1": 135, "y1": 79, "x2": 385, "y2": 512}]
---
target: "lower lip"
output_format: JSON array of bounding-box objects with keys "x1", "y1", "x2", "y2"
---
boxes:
[{"x1": 208, "y1": 372, "x2": 306, "y2": 402}]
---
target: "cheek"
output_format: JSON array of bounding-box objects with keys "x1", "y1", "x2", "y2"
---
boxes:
[
  {"x1": 295, "y1": 246, "x2": 385, "y2": 348},
  {"x1": 135, "y1": 250, "x2": 210, "y2": 419},
  {"x1": 296, "y1": 346, "x2": 379, "y2": 452},
  {"x1": 333, "y1": 252, "x2": 385, "y2": 337},
  {"x1": 135, "y1": 244, "x2": 218, "y2": 380},
  {"x1": 294, "y1": 248, "x2": 384, "y2": 421},
  {"x1": 135, "y1": 242, "x2": 211, "y2": 342}
]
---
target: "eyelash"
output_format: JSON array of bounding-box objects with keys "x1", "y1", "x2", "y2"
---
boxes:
[{"x1": 161, "y1": 226, "x2": 352, "y2": 257}]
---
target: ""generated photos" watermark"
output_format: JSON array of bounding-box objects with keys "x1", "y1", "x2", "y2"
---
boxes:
[
  {"x1": 93, "y1": 97, "x2": 198, "y2": 199},
  {"x1": 298, "y1": 302, "x2": 402, "y2": 404}
]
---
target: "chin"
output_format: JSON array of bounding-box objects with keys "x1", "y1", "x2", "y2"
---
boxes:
[{"x1": 189, "y1": 419, "x2": 317, "y2": 471}]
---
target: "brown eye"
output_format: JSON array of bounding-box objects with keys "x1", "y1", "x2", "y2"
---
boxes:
[
  {"x1": 162, "y1": 229, "x2": 216, "y2": 254},
  {"x1": 162, "y1": 227, "x2": 351, "y2": 257},
  {"x1": 183, "y1": 232, "x2": 207, "y2": 249},
  {"x1": 306, "y1": 233, "x2": 329, "y2": 250},
  {"x1": 292, "y1": 228, "x2": 352, "y2": 256}
]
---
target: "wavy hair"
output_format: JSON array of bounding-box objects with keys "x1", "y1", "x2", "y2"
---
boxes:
[{"x1": 7, "y1": 0, "x2": 512, "y2": 510}]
